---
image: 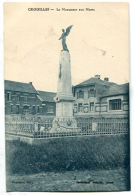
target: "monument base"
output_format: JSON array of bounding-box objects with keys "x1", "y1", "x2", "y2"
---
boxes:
[{"x1": 49, "y1": 117, "x2": 80, "y2": 133}]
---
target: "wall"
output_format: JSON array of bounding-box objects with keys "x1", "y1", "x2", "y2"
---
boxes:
[
  {"x1": 99, "y1": 95, "x2": 129, "y2": 118},
  {"x1": 73, "y1": 88, "x2": 129, "y2": 118},
  {"x1": 74, "y1": 85, "x2": 100, "y2": 117},
  {"x1": 5, "y1": 90, "x2": 56, "y2": 116}
]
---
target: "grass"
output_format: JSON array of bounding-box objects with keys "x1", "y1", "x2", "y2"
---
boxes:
[{"x1": 6, "y1": 134, "x2": 130, "y2": 175}]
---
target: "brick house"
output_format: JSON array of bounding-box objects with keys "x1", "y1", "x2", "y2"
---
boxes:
[
  {"x1": 5, "y1": 80, "x2": 56, "y2": 117},
  {"x1": 73, "y1": 75, "x2": 129, "y2": 118},
  {"x1": 37, "y1": 90, "x2": 56, "y2": 116}
]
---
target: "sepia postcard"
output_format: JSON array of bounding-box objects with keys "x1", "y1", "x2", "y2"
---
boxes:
[{"x1": 4, "y1": 2, "x2": 130, "y2": 192}]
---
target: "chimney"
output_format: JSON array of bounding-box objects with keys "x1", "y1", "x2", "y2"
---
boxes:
[
  {"x1": 104, "y1": 77, "x2": 109, "y2": 82},
  {"x1": 95, "y1": 75, "x2": 100, "y2": 79},
  {"x1": 29, "y1": 82, "x2": 32, "y2": 85}
]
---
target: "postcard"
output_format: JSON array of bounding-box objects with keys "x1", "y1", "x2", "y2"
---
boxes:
[{"x1": 4, "y1": 2, "x2": 130, "y2": 192}]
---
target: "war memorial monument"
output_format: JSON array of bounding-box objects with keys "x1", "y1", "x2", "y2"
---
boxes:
[{"x1": 50, "y1": 25, "x2": 78, "y2": 133}]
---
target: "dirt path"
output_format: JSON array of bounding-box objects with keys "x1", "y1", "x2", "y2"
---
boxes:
[{"x1": 6, "y1": 168, "x2": 130, "y2": 192}]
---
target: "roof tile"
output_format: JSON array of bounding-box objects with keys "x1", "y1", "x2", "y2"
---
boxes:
[
  {"x1": 75, "y1": 77, "x2": 117, "y2": 87},
  {"x1": 5, "y1": 80, "x2": 38, "y2": 94},
  {"x1": 38, "y1": 90, "x2": 56, "y2": 102},
  {"x1": 101, "y1": 83, "x2": 129, "y2": 97}
]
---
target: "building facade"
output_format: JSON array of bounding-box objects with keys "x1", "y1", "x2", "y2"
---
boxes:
[
  {"x1": 5, "y1": 80, "x2": 56, "y2": 118},
  {"x1": 73, "y1": 75, "x2": 129, "y2": 118},
  {"x1": 5, "y1": 77, "x2": 129, "y2": 119},
  {"x1": 37, "y1": 90, "x2": 56, "y2": 116}
]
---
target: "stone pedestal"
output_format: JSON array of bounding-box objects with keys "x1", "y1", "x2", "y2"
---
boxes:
[{"x1": 50, "y1": 51, "x2": 78, "y2": 133}]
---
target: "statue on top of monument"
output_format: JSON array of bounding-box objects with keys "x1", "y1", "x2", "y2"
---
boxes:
[{"x1": 59, "y1": 25, "x2": 73, "y2": 52}]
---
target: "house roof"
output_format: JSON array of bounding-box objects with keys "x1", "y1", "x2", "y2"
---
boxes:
[
  {"x1": 101, "y1": 83, "x2": 129, "y2": 97},
  {"x1": 74, "y1": 77, "x2": 129, "y2": 97},
  {"x1": 5, "y1": 80, "x2": 38, "y2": 94},
  {"x1": 38, "y1": 90, "x2": 56, "y2": 102},
  {"x1": 74, "y1": 77, "x2": 117, "y2": 87}
]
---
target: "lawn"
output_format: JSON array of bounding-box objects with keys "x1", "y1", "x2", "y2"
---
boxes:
[{"x1": 6, "y1": 134, "x2": 130, "y2": 191}]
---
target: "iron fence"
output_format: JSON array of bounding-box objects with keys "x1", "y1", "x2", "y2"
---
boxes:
[{"x1": 5, "y1": 117, "x2": 129, "y2": 138}]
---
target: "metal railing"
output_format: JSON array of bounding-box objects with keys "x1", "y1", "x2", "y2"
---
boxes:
[
  {"x1": 76, "y1": 117, "x2": 129, "y2": 135},
  {"x1": 5, "y1": 118, "x2": 35, "y2": 137},
  {"x1": 5, "y1": 117, "x2": 129, "y2": 138}
]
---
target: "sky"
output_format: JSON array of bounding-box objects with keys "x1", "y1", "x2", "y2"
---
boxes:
[{"x1": 4, "y1": 2, "x2": 129, "y2": 92}]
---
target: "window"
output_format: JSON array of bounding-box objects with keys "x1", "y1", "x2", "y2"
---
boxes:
[
  {"x1": 16, "y1": 96, "x2": 20, "y2": 102},
  {"x1": 109, "y1": 99, "x2": 121, "y2": 110},
  {"x1": 78, "y1": 103, "x2": 83, "y2": 112},
  {"x1": 88, "y1": 89, "x2": 96, "y2": 98},
  {"x1": 47, "y1": 106, "x2": 54, "y2": 113},
  {"x1": 90, "y1": 102, "x2": 94, "y2": 112},
  {"x1": 24, "y1": 96, "x2": 28, "y2": 103},
  {"x1": 23, "y1": 105, "x2": 29, "y2": 113},
  {"x1": 77, "y1": 90, "x2": 84, "y2": 99},
  {"x1": 16, "y1": 105, "x2": 19, "y2": 114},
  {"x1": 7, "y1": 93, "x2": 11, "y2": 101},
  {"x1": 33, "y1": 106, "x2": 36, "y2": 114}
]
